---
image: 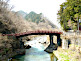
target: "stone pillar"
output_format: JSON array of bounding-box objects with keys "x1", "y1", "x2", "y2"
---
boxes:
[
  {"x1": 57, "y1": 34, "x2": 61, "y2": 46},
  {"x1": 77, "y1": 38, "x2": 81, "y2": 53},
  {"x1": 70, "y1": 38, "x2": 75, "y2": 44},
  {"x1": 44, "y1": 35, "x2": 57, "y2": 53},
  {"x1": 62, "y1": 38, "x2": 68, "y2": 49},
  {"x1": 49, "y1": 35, "x2": 53, "y2": 45},
  {"x1": 77, "y1": 38, "x2": 81, "y2": 47}
]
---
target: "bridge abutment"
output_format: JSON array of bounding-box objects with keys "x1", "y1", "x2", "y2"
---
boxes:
[
  {"x1": 44, "y1": 34, "x2": 58, "y2": 53},
  {"x1": 18, "y1": 37, "x2": 24, "y2": 49}
]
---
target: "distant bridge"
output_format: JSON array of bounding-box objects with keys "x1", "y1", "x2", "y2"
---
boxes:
[{"x1": 2, "y1": 30, "x2": 63, "y2": 53}]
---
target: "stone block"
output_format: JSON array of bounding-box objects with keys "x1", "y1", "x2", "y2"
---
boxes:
[{"x1": 62, "y1": 39, "x2": 68, "y2": 49}]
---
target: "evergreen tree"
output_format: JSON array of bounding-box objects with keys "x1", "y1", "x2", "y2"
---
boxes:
[{"x1": 58, "y1": 0, "x2": 81, "y2": 31}]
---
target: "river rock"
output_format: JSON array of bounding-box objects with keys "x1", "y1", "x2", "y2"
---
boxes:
[
  {"x1": 44, "y1": 43, "x2": 58, "y2": 53},
  {"x1": 25, "y1": 45, "x2": 31, "y2": 49}
]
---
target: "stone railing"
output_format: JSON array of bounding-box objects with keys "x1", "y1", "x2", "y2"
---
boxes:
[{"x1": 61, "y1": 32, "x2": 81, "y2": 49}]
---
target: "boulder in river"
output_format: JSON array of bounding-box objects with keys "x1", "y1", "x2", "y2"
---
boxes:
[
  {"x1": 25, "y1": 45, "x2": 31, "y2": 49},
  {"x1": 44, "y1": 43, "x2": 58, "y2": 53}
]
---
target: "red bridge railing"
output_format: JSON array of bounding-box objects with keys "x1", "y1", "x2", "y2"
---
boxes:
[{"x1": 2, "y1": 30, "x2": 63, "y2": 36}]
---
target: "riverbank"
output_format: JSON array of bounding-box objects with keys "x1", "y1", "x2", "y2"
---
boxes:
[
  {"x1": 0, "y1": 49, "x2": 25, "y2": 61},
  {"x1": 53, "y1": 44, "x2": 81, "y2": 61},
  {"x1": 0, "y1": 34, "x2": 25, "y2": 61}
]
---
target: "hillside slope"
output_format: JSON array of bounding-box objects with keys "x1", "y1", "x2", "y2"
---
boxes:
[{"x1": 17, "y1": 11, "x2": 57, "y2": 31}]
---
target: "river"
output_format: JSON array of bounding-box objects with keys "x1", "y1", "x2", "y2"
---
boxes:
[{"x1": 11, "y1": 36, "x2": 58, "y2": 61}]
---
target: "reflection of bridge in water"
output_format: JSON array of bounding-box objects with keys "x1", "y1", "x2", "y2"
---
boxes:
[{"x1": 2, "y1": 30, "x2": 63, "y2": 53}]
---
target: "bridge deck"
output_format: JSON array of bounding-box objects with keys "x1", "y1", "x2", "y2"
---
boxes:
[{"x1": 2, "y1": 30, "x2": 62, "y2": 36}]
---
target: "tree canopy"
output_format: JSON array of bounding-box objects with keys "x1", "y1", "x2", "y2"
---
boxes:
[
  {"x1": 57, "y1": 0, "x2": 81, "y2": 31},
  {"x1": 25, "y1": 11, "x2": 44, "y2": 24}
]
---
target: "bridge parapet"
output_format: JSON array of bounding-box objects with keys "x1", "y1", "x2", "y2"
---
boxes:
[{"x1": 1, "y1": 30, "x2": 63, "y2": 37}]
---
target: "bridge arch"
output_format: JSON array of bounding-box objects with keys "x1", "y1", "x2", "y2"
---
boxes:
[{"x1": 2, "y1": 30, "x2": 62, "y2": 53}]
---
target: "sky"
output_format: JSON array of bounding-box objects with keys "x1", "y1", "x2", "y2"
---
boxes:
[{"x1": 9, "y1": 0, "x2": 66, "y2": 28}]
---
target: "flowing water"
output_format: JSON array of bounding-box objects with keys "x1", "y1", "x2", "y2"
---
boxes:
[
  {"x1": 11, "y1": 36, "x2": 58, "y2": 61},
  {"x1": 12, "y1": 47, "x2": 58, "y2": 61}
]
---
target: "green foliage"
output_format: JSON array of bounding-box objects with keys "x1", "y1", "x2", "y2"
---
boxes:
[
  {"x1": 57, "y1": 0, "x2": 81, "y2": 31},
  {"x1": 25, "y1": 11, "x2": 44, "y2": 24},
  {"x1": 59, "y1": 53, "x2": 69, "y2": 61}
]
